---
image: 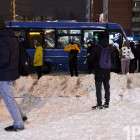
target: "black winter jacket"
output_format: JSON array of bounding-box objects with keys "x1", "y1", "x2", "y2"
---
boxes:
[
  {"x1": 87, "y1": 39, "x2": 110, "y2": 82},
  {"x1": 0, "y1": 28, "x2": 19, "y2": 81},
  {"x1": 87, "y1": 46, "x2": 93, "y2": 54},
  {"x1": 135, "y1": 44, "x2": 140, "y2": 59}
]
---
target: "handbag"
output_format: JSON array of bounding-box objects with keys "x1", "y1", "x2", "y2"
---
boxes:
[{"x1": 129, "y1": 51, "x2": 135, "y2": 60}]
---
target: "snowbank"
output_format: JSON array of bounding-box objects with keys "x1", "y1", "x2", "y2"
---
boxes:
[
  {"x1": 14, "y1": 73, "x2": 140, "y2": 99},
  {"x1": 12, "y1": 72, "x2": 140, "y2": 111},
  {"x1": 0, "y1": 73, "x2": 140, "y2": 140}
]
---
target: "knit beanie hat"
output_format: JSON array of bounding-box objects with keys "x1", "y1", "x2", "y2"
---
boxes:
[
  {"x1": 0, "y1": 18, "x2": 6, "y2": 29},
  {"x1": 87, "y1": 41, "x2": 93, "y2": 45}
]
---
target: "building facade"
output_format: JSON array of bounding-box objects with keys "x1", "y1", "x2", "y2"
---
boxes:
[
  {"x1": 93, "y1": 0, "x2": 103, "y2": 22},
  {"x1": 86, "y1": 0, "x2": 103, "y2": 22},
  {"x1": 132, "y1": 0, "x2": 140, "y2": 36},
  {"x1": 86, "y1": 0, "x2": 93, "y2": 22},
  {"x1": 103, "y1": 0, "x2": 133, "y2": 36},
  {"x1": 87, "y1": 0, "x2": 140, "y2": 37},
  {"x1": 103, "y1": 0, "x2": 140, "y2": 37}
]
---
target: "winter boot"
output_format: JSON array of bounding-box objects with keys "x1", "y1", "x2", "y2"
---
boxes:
[
  {"x1": 103, "y1": 104, "x2": 109, "y2": 108},
  {"x1": 5, "y1": 125, "x2": 24, "y2": 132},
  {"x1": 92, "y1": 105, "x2": 103, "y2": 110}
]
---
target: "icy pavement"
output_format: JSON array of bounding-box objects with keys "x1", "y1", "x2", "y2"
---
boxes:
[{"x1": 0, "y1": 73, "x2": 140, "y2": 140}]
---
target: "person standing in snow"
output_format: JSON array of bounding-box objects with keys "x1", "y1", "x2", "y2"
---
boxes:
[
  {"x1": 33, "y1": 41, "x2": 43, "y2": 79},
  {"x1": 87, "y1": 41, "x2": 94, "y2": 74},
  {"x1": 129, "y1": 42, "x2": 137, "y2": 73},
  {"x1": 119, "y1": 41, "x2": 133, "y2": 74},
  {"x1": 64, "y1": 42, "x2": 81, "y2": 77},
  {"x1": 0, "y1": 18, "x2": 27, "y2": 132},
  {"x1": 135, "y1": 40, "x2": 140, "y2": 72},
  {"x1": 109, "y1": 43, "x2": 120, "y2": 73},
  {"x1": 87, "y1": 32, "x2": 111, "y2": 109}
]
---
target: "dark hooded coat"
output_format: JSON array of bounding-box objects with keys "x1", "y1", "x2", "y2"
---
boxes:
[{"x1": 0, "y1": 28, "x2": 19, "y2": 81}]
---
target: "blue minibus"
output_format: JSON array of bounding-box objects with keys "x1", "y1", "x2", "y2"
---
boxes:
[{"x1": 6, "y1": 21, "x2": 127, "y2": 73}]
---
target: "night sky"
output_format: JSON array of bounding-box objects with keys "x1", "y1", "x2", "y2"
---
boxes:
[{"x1": 0, "y1": 0, "x2": 86, "y2": 21}]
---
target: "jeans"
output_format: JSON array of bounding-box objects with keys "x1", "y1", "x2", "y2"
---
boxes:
[
  {"x1": 0, "y1": 81, "x2": 24, "y2": 128},
  {"x1": 95, "y1": 80, "x2": 110, "y2": 106},
  {"x1": 121, "y1": 59, "x2": 130, "y2": 74}
]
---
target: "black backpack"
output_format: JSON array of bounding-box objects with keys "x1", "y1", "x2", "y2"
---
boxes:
[
  {"x1": 98, "y1": 44, "x2": 111, "y2": 69},
  {"x1": 19, "y1": 42, "x2": 33, "y2": 76}
]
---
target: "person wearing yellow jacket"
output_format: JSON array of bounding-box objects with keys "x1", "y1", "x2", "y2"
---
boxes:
[
  {"x1": 33, "y1": 45, "x2": 43, "y2": 79},
  {"x1": 64, "y1": 42, "x2": 81, "y2": 76}
]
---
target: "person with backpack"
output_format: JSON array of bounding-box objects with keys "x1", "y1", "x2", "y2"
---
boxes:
[
  {"x1": 87, "y1": 32, "x2": 111, "y2": 109},
  {"x1": 0, "y1": 18, "x2": 27, "y2": 132},
  {"x1": 64, "y1": 42, "x2": 81, "y2": 77},
  {"x1": 33, "y1": 41, "x2": 43, "y2": 79}
]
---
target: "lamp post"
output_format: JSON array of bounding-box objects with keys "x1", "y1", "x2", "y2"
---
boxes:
[
  {"x1": 11, "y1": 0, "x2": 16, "y2": 21},
  {"x1": 90, "y1": 0, "x2": 92, "y2": 22}
]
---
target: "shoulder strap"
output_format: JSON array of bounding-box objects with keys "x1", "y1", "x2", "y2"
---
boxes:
[
  {"x1": 97, "y1": 44, "x2": 104, "y2": 49},
  {"x1": 97, "y1": 44, "x2": 109, "y2": 49}
]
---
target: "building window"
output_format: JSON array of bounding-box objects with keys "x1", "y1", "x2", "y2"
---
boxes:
[
  {"x1": 132, "y1": 12, "x2": 140, "y2": 17},
  {"x1": 132, "y1": 31, "x2": 140, "y2": 37},
  {"x1": 133, "y1": 2, "x2": 140, "y2": 7},
  {"x1": 132, "y1": 22, "x2": 140, "y2": 28}
]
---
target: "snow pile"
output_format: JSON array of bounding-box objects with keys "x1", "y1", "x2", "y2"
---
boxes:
[
  {"x1": 0, "y1": 73, "x2": 140, "y2": 140},
  {"x1": 126, "y1": 73, "x2": 140, "y2": 89},
  {"x1": 13, "y1": 73, "x2": 140, "y2": 100},
  {"x1": 11, "y1": 72, "x2": 140, "y2": 110},
  {"x1": 26, "y1": 75, "x2": 95, "y2": 98},
  {"x1": 14, "y1": 76, "x2": 35, "y2": 95},
  {"x1": 110, "y1": 72, "x2": 127, "y2": 90}
]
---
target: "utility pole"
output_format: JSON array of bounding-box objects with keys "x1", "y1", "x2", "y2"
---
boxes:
[
  {"x1": 11, "y1": 0, "x2": 16, "y2": 22},
  {"x1": 90, "y1": 0, "x2": 92, "y2": 22}
]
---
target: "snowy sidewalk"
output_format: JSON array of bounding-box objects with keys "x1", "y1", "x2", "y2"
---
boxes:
[{"x1": 0, "y1": 73, "x2": 140, "y2": 140}]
